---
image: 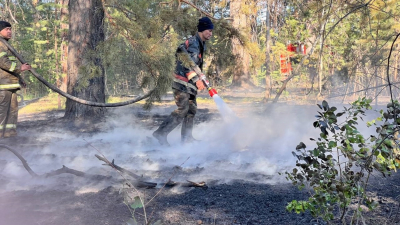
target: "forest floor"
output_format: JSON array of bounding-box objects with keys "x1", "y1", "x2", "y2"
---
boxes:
[{"x1": 0, "y1": 90, "x2": 400, "y2": 225}]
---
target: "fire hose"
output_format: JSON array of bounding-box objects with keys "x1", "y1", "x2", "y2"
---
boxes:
[
  {"x1": 0, "y1": 38, "x2": 154, "y2": 107},
  {"x1": 177, "y1": 45, "x2": 218, "y2": 97}
]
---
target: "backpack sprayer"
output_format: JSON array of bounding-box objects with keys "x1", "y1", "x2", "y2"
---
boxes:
[{"x1": 177, "y1": 45, "x2": 218, "y2": 97}]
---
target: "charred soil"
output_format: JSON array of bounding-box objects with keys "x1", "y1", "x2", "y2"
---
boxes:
[{"x1": 0, "y1": 99, "x2": 400, "y2": 225}]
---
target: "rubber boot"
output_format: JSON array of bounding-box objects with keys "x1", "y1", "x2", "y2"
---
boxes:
[
  {"x1": 153, "y1": 115, "x2": 181, "y2": 146},
  {"x1": 181, "y1": 116, "x2": 198, "y2": 144}
]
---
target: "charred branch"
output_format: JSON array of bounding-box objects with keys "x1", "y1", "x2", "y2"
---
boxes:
[
  {"x1": 164, "y1": 180, "x2": 208, "y2": 190},
  {"x1": 1, "y1": 144, "x2": 205, "y2": 190},
  {"x1": 0, "y1": 144, "x2": 38, "y2": 177},
  {"x1": 95, "y1": 154, "x2": 157, "y2": 188}
]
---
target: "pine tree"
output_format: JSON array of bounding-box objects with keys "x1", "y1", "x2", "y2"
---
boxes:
[{"x1": 64, "y1": 0, "x2": 106, "y2": 119}]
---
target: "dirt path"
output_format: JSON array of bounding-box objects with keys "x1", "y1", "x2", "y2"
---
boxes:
[{"x1": 1, "y1": 100, "x2": 400, "y2": 225}]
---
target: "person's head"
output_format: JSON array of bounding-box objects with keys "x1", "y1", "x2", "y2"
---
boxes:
[
  {"x1": 0, "y1": 21, "x2": 12, "y2": 40},
  {"x1": 197, "y1": 17, "x2": 213, "y2": 41}
]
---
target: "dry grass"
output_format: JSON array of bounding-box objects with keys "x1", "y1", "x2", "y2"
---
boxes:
[
  {"x1": 19, "y1": 93, "x2": 65, "y2": 115},
  {"x1": 19, "y1": 94, "x2": 149, "y2": 115},
  {"x1": 18, "y1": 92, "x2": 260, "y2": 116}
]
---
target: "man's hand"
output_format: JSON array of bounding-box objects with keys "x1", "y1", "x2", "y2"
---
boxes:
[
  {"x1": 20, "y1": 63, "x2": 31, "y2": 72},
  {"x1": 196, "y1": 80, "x2": 205, "y2": 91},
  {"x1": 198, "y1": 73, "x2": 206, "y2": 81}
]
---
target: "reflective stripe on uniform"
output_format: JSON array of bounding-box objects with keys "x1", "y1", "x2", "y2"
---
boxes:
[
  {"x1": 8, "y1": 56, "x2": 16, "y2": 61},
  {"x1": 173, "y1": 78, "x2": 197, "y2": 90},
  {"x1": 0, "y1": 83, "x2": 21, "y2": 89},
  {"x1": 9, "y1": 62, "x2": 16, "y2": 71},
  {"x1": 0, "y1": 124, "x2": 17, "y2": 130},
  {"x1": 186, "y1": 71, "x2": 197, "y2": 80},
  {"x1": 0, "y1": 52, "x2": 7, "y2": 58}
]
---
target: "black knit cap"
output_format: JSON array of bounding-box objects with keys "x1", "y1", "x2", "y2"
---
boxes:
[
  {"x1": 0, "y1": 21, "x2": 11, "y2": 32},
  {"x1": 197, "y1": 17, "x2": 213, "y2": 32}
]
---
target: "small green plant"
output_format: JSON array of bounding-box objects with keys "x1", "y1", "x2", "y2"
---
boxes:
[
  {"x1": 124, "y1": 192, "x2": 163, "y2": 225},
  {"x1": 285, "y1": 98, "x2": 400, "y2": 223}
]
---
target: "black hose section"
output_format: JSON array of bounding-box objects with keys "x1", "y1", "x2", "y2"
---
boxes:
[{"x1": 0, "y1": 38, "x2": 154, "y2": 107}]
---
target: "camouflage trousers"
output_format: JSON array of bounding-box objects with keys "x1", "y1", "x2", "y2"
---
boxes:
[
  {"x1": 0, "y1": 90, "x2": 18, "y2": 138},
  {"x1": 153, "y1": 89, "x2": 197, "y2": 144},
  {"x1": 170, "y1": 89, "x2": 197, "y2": 119}
]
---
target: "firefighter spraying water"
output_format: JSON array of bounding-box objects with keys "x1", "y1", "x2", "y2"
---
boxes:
[
  {"x1": 177, "y1": 45, "x2": 236, "y2": 121},
  {"x1": 152, "y1": 17, "x2": 236, "y2": 146}
]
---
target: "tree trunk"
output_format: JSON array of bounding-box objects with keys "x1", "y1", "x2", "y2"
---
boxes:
[
  {"x1": 64, "y1": 0, "x2": 105, "y2": 119},
  {"x1": 54, "y1": 0, "x2": 61, "y2": 109},
  {"x1": 263, "y1": 0, "x2": 272, "y2": 102},
  {"x1": 59, "y1": 0, "x2": 69, "y2": 97},
  {"x1": 394, "y1": 45, "x2": 398, "y2": 82},
  {"x1": 230, "y1": 0, "x2": 253, "y2": 88},
  {"x1": 318, "y1": 7, "x2": 326, "y2": 95},
  {"x1": 375, "y1": 68, "x2": 378, "y2": 106}
]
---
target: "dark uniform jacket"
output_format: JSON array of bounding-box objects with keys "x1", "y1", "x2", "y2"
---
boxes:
[
  {"x1": 172, "y1": 33, "x2": 206, "y2": 96},
  {"x1": 0, "y1": 35, "x2": 22, "y2": 90}
]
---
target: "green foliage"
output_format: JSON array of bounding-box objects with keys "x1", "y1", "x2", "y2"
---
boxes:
[
  {"x1": 130, "y1": 196, "x2": 143, "y2": 210},
  {"x1": 286, "y1": 98, "x2": 400, "y2": 222},
  {"x1": 3, "y1": 0, "x2": 400, "y2": 104},
  {"x1": 123, "y1": 188, "x2": 164, "y2": 225}
]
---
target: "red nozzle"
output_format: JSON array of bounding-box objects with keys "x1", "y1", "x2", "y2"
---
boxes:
[{"x1": 208, "y1": 88, "x2": 218, "y2": 97}]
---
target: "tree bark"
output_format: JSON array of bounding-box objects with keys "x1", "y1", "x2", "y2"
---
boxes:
[
  {"x1": 58, "y1": 0, "x2": 69, "y2": 109},
  {"x1": 65, "y1": 0, "x2": 105, "y2": 119},
  {"x1": 230, "y1": 0, "x2": 253, "y2": 88},
  {"x1": 264, "y1": 0, "x2": 272, "y2": 102}
]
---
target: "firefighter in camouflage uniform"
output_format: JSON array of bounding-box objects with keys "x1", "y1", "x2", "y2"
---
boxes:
[
  {"x1": 0, "y1": 21, "x2": 30, "y2": 138},
  {"x1": 153, "y1": 17, "x2": 214, "y2": 146}
]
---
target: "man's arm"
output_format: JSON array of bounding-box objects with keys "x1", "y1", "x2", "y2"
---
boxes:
[
  {"x1": 0, "y1": 44, "x2": 22, "y2": 74},
  {"x1": 0, "y1": 43, "x2": 30, "y2": 87},
  {"x1": 178, "y1": 40, "x2": 206, "y2": 90}
]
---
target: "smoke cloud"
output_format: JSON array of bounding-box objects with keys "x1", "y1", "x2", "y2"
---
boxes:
[{"x1": 0, "y1": 102, "x2": 346, "y2": 192}]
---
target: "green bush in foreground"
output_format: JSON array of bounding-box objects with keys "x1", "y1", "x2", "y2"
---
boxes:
[{"x1": 285, "y1": 98, "x2": 400, "y2": 223}]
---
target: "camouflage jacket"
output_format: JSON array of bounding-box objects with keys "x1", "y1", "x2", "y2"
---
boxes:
[
  {"x1": 172, "y1": 33, "x2": 206, "y2": 96},
  {"x1": 0, "y1": 35, "x2": 22, "y2": 90}
]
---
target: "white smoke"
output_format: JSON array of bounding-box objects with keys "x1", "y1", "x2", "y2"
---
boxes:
[{"x1": 0, "y1": 102, "x2": 334, "y2": 192}]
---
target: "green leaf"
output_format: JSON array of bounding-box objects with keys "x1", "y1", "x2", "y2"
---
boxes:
[
  {"x1": 34, "y1": 40, "x2": 48, "y2": 45},
  {"x1": 328, "y1": 141, "x2": 337, "y2": 148},
  {"x1": 130, "y1": 196, "x2": 143, "y2": 209},
  {"x1": 296, "y1": 142, "x2": 306, "y2": 150},
  {"x1": 336, "y1": 112, "x2": 345, "y2": 117},
  {"x1": 322, "y1": 100, "x2": 329, "y2": 111}
]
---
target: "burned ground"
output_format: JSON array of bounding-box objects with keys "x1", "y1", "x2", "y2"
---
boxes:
[{"x1": 1, "y1": 96, "x2": 400, "y2": 225}]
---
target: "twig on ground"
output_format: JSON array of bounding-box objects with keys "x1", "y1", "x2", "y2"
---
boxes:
[
  {"x1": 0, "y1": 144, "x2": 111, "y2": 180},
  {"x1": 95, "y1": 154, "x2": 157, "y2": 188},
  {"x1": 0, "y1": 144, "x2": 38, "y2": 177}
]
